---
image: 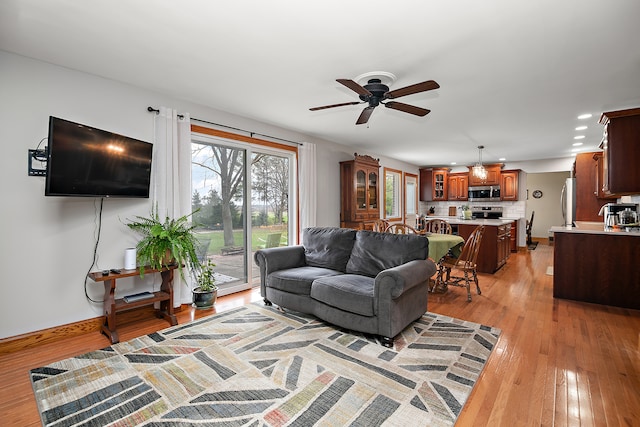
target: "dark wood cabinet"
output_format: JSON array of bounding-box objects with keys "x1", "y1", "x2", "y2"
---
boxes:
[
  {"x1": 599, "y1": 107, "x2": 640, "y2": 196},
  {"x1": 340, "y1": 153, "x2": 380, "y2": 230},
  {"x1": 510, "y1": 221, "x2": 518, "y2": 252},
  {"x1": 553, "y1": 231, "x2": 640, "y2": 310},
  {"x1": 419, "y1": 167, "x2": 450, "y2": 201},
  {"x1": 575, "y1": 152, "x2": 611, "y2": 221},
  {"x1": 592, "y1": 152, "x2": 616, "y2": 199},
  {"x1": 468, "y1": 164, "x2": 502, "y2": 186},
  {"x1": 458, "y1": 223, "x2": 512, "y2": 273},
  {"x1": 500, "y1": 170, "x2": 519, "y2": 201},
  {"x1": 448, "y1": 173, "x2": 468, "y2": 201}
]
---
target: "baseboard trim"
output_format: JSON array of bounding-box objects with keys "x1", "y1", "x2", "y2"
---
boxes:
[
  {"x1": 0, "y1": 304, "x2": 186, "y2": 355},
  {"x1": 0, "y1": 317, "x2": 103, "y2": 355}
]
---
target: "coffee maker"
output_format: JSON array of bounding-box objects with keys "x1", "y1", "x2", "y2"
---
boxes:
[{"x1": 598, "y1": 203, "x2": 639, "y2": 229}]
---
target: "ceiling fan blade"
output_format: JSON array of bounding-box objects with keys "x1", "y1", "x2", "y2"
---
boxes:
[
  {"x1": 356, "y1": 106, "x2": 375, "y2": 125},
  {"x1": 385, "y1": 80, "x2": 440, "y2": 99},
  {"x1": 337, "y1": 79, "x2": 372, "y2": 97},
  {"x1": 385, "y1": 101, "x2": 430, "y2": 117},
  {"x1": 309, "y1": 101, "x2": 362, "y2": 111}
]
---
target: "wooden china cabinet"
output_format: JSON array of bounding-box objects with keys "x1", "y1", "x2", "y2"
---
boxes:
[{"x1": 340, "y1": 153, "x2": 380, "y2": 230}]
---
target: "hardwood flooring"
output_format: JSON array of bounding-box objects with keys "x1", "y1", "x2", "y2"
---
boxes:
[{"x1": 1, "y1": 242, "x2": 638, "y2": 426}]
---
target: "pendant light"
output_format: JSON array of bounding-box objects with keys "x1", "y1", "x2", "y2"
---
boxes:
[{"x1": 472, "y1": 145, "x2": 488, "y2": 180}]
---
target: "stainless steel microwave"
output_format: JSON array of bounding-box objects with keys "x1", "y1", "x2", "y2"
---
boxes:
[{"x1": 468, "y1": 185, "x2": 501, "y2": 202}]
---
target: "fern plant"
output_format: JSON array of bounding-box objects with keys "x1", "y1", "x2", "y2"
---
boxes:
[{"x1": 125, "y1": 204, "x2": 201, "y2": 279}]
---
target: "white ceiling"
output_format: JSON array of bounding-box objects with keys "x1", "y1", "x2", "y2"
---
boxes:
[{"x1": 2, "y1": 0, "x2": 640, "y2": 168}]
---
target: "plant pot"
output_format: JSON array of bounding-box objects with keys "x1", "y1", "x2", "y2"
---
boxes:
[{"x1": 192, "y1": 287, "x2": 217, "y2": 309}]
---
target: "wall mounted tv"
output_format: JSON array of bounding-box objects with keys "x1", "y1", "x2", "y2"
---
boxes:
[{"x1": 45, "y1": 117, "x2": 153, "y2": 198}]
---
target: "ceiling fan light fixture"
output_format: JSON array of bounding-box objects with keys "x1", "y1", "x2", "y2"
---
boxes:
[{"x1": 472, "y1": 145, "x2": 488, "y2": 180}]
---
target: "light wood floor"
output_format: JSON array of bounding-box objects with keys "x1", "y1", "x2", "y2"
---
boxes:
[{"x1": 1, "y1": 242, "x2": 639, "y2": 426}]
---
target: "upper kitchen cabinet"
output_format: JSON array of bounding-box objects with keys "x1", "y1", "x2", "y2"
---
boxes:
[
  {"x1": 599, "y1": 107, "x2": 640, "y2": 196},
  {"x1": 448, "y1": 172, "x2": 469, "y2": 201},
  {"x1": 468, "y1": 164, "x2": 502, "y2": 186},
  {"x1": 340, "y1": 153, "x2": 380, "y2": 230},
  {"x1": 500, "y1": 170, "x2": 519, "y2": 201},
  {"x1": 419, "y1": 167, "x2": 450, "y2": 201}
]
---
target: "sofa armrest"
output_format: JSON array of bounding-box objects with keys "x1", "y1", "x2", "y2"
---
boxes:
[
  {"x1": 374, "y1": 259, "x2": 437, "y2": 299},
  {"x1": 254, "y1": 246, "x2": 306, "y2": 297}
]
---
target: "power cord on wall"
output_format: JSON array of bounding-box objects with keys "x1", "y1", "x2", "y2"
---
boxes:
[{"x1": 84, "y1": 198, "x2": 105, "y2": 303}]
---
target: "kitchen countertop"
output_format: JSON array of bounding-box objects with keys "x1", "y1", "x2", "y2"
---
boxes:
[
  {"x1": 550, "y1": 221, "x2": 640, "y2": 236},
  {"x1": 426, "y1": 216, "x2": 516, "y2": 226}
]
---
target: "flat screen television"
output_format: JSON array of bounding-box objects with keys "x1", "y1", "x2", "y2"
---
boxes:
[{"x1": 45, "y1": 117, "x2": 153, "y2": 198}]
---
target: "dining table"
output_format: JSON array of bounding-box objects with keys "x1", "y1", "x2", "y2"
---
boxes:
[{"x1": 424, "y1": 233, "x2": 465, "y2": 262}]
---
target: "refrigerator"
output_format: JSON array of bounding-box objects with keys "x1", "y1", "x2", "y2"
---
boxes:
[{"x1": 561, "y1": 177, "x2": 576, "y2": 227}]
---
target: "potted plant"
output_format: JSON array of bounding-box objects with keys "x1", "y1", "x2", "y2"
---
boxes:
[
  {"x1": 125, "y1": 204, "x2": 201, "y2": 279},
  {"x1": 192, "y1": 259, "x2": 218, "y2": 309},
  {"x1": 460, "y1": 204, "x2": 472, "y2": 220},
  {"x1": 428, "y1": 206, "x2": 436, "y2": 215}
]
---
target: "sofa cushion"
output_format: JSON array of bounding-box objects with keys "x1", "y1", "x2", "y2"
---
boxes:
[
  {"x1": 345, "y1": 230, "x2": 429, "y2": 278},
  {"x1": 310, "y1": 274, "x2": 375, "y2": 317},
  {"x1": 268, "y1": 266, "x2": 343, "y2": 296},
  {"x1": 303, "y1": 227, "x2": 356, "y2": 272}
]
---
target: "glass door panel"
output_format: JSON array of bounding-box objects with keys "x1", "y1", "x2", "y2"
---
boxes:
[
  {"x1": 191, "y1": 142, "x2": 248, "y2": 295},
  {"x1": 250, "y1": 152, "x2": 290, "y2": 280}
]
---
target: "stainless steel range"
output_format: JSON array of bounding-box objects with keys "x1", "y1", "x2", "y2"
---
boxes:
[{"x1": 471, "y1": 206, "x2": 503, "y2": 219}]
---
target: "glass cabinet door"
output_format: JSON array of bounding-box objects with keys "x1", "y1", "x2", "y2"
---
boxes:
[
  {"x1": 368, "y1": 171, "x2": 378, "y2": 209},
  {"x1": 356, "y1": 170, "x2": 366, "y2": 208}
]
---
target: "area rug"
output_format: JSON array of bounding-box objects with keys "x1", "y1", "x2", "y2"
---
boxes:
[{"x1": 30, "y1": 303, "x2": 501, "y2": 426}]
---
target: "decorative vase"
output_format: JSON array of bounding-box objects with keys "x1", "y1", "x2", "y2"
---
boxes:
[{"x1": 192, "y1": 287, "x2": 217, "y2": 309}]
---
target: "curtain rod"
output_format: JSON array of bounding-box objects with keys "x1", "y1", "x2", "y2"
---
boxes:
[{"x1": 147, "y1": 107, "x2": 303, "y2": 146}]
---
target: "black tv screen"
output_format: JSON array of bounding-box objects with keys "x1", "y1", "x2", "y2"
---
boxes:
[{"x1": 45, "y1": 117, "x2": 153, "y2": 198}]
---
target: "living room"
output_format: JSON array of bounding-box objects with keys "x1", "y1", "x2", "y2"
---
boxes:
[{"x1": 1, "y1": 2, "x2": 640, "y2": 425}]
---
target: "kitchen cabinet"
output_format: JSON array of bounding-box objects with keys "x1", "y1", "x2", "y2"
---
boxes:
[
  {"x1": 510, "y1": 221, "x2": 517, "y2": 252},
  {"x1": 447, "y1": 173, "x2": 468, "y2": 201},
  {"x1": 458, "y1": 222, "x2": 512, "y2": 273},
  {"x1": 552, "y1": 228, "x2": 640, "y2": 310},
  {"x1": 500, "y1": 170, "x2": 519, "y2": 201},
  {"x1": 340, "y1": 153, "x2": 380, "y2": 230},
  {"x1": 575, "y1": 151, "x2": 611, "y2": 222},
  {"x1": 599, "y1": 107, "x2": 640, "y2": 196},
  {"x1": 419, "y1": 167, "x2": 450, "y2": 201},
  {"x1": 468, "y1": 164, "x2": 502, "y2": 186},
  {"x1": 592, "y1": 152, "x2": 616, "y2": 199}
]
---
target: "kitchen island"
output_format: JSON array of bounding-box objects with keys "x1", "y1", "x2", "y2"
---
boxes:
[
  {"x1": 550, "y1": 221, "x2": 640, "y2": 310},
  {"x1": 425, "y1": 216, "x2": 517, "y2": 273}
]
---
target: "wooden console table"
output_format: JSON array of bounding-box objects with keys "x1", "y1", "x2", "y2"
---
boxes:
[{"x1": 88, "y1": 266, "x2": 178, "y2": 344}]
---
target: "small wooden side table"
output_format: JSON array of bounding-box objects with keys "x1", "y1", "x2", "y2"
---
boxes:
[{"x1": 88, "y1": 266, "x2": 178, "y2": 344}]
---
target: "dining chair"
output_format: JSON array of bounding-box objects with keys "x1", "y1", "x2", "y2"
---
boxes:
[
  {"x1": 386, "y1": 223, "x2": 419, "y2": 234},
  {"x1": 372, "y1": 219, "x2": 390, "y2": 232},
  {"x1": 424, "y1": 218, "x2": 453, "y2": 234},
  {"x1": 526, "y1": 211, "x2": 535, "y2": 245},
  {"x1": 435, "y1": 225, "x2": 485, "y2": 301}
]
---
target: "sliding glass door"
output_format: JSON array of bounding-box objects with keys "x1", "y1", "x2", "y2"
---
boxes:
[{"x1": 191, "y1": 133, "x2": 296, "y2": 296}]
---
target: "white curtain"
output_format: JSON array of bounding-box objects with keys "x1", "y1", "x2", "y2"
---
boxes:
[
  {"x1": 153, "y1": 107, "x2": 192, "y2": 306},
  {"x1": 298, "y1": 142, "x2": 317, "y2": 240}
]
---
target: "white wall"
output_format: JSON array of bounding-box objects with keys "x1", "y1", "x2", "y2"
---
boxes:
[{"x1": 0, "y1": 51, "x2": 419, "y2": 338}]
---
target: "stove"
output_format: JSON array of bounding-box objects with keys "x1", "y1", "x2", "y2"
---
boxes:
[{"x1": 471, "y1": 206, "x2": 503, "y2": 219}]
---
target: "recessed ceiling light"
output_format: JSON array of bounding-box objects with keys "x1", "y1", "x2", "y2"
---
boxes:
[
  {"x1": 450, "y1": 162, "x2": 457, "y2": 165},
  {"x1": 499, "y1": 157, "x2": 506, "y2": 161},
  {"x1": 571, "y1": 147, "x2": 583, "y2": 152},
  {"x1": 573, "y1": 142, "x2": 583, "y2": 146},
  {"x1": 577, "y1": 113, "x2": 592, "y2": 120},
  {"x1": 575, "y1": 126, "x2": 587, "y2": 131},
  {"x1": 574, "y1": 135, "x2": 585, "y2": 139}
]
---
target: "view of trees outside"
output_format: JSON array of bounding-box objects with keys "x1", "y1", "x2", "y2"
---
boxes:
[{"x1": 191, "y1": 142, "x2": 290, "y2": 253}]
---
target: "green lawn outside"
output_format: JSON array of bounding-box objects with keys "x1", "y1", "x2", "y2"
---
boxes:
[{"x1": 195, "y1": 227, "x2": 288, "y2": 253}]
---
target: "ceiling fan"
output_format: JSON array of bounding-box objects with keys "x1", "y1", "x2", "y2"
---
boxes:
[{"x1": 310, "y1": 78, "x2": 440, "y2": 125}]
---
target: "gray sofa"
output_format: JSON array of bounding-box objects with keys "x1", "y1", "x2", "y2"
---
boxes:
[{"x1": 254, "y1": 227, "x2": 437, "y2": 347}]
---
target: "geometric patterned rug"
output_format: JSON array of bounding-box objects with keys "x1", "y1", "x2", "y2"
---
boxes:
[{"x1": 30, "y1": 303, "x2": 500, "y2": 426}]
